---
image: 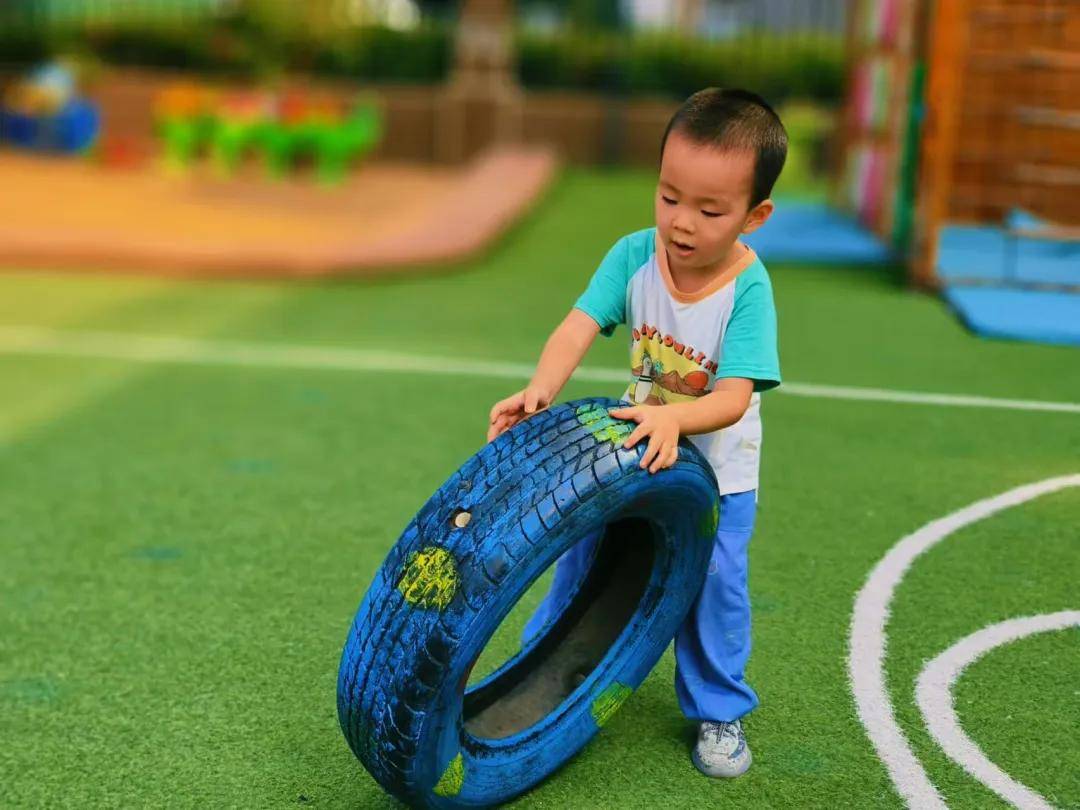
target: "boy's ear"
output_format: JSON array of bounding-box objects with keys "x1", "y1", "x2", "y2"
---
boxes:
[{"x1": 740, "y1": 199, "x2": 774, "y2": 235}]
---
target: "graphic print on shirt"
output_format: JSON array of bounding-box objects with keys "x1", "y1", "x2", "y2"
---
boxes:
[{"x1": 628, "y1": 322, "x2": 719, "y2": 405}]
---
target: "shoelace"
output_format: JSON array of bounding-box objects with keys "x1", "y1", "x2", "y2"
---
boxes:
[{"x1": 703, "y1": 721, "x2": 740, "y2": 746}]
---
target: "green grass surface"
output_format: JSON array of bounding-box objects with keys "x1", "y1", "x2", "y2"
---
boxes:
[
  {"x1": 1, "y1": 168, "x2": 1078, "y2": 808},
  {"x1": 955, "y1": 627, "x2": 1080, "y2": 809}
]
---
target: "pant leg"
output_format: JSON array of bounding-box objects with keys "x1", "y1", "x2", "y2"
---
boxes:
[
  {"x1": 674, "y1": 490, "x2": 758, "y2": 723},
  {"x1": 521, "y1": 527, "x2": 603, "y2": 646}
]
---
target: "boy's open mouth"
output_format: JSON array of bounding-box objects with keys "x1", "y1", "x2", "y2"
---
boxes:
[{"x1": 672, "y1": 239, "x2": 695, "y2": 255}]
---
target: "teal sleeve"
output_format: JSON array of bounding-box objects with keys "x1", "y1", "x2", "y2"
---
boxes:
[
  {"x1": 574, "y1": 237, "x2": 629, "y2": 337},
  {"x1": 573, "y1": 229, "x2": 654, "y2": 338},
  {"x1": 717, "y1": 266, "x2": 781, "y2": 392}
]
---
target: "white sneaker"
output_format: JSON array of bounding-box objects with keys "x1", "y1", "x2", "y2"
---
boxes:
[{"x1": 692, "y1": 720, "x2": 752, "y2": 778}]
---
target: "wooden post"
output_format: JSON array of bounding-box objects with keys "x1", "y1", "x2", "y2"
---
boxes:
[
  {"x1": 831, "y1": 0, "x2": 863, "y2": 213},
  {"x1": 435, "y1": 0, "x2": 524, "y2": 164},
  {"x1": 912, "y1": 0, "x2": 969, "y2": 287}
]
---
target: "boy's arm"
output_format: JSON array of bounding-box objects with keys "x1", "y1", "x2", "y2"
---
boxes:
[
  {"x1": 608, "y1": 378, "x2": 753, "y2": 473},
  {"x1": 529, "y1": 308, "x2": 601, "y2": 402},
  {"x1": 487, "y1": 309, "x2": 600, "y2": 441},
  {"x1": 667, "y1": 377, "x2": 755, "y2": 434}
]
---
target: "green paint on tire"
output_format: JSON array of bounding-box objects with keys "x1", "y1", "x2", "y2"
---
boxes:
[
  {"x1": 433, "y1": 752, "x2": 464, "y2": 797},
  {"x1": 575, "y1": 403, "x2": 633, "y2": 447},
  {"x1": 700, "y1": 501, "x2": 719, "y2": 537},
  {"x1": 591, "y1": 682, "x2": 633, "y2": 728}
]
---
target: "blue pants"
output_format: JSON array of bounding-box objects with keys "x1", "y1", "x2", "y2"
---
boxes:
[{"x1": 523, "y1": 490, "x2": 758, "y2": 723}]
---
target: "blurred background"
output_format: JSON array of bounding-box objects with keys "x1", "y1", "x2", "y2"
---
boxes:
[
  {"x1": 0, "y1": 0, "x2": 1076, "y2": 343},
  {"x1": 2, "y1": 5, "x2": 1078, "y2": 807}
]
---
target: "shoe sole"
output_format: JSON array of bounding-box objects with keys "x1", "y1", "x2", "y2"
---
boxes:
[{"x1": 691, "y1": 745, "x2": 752, "y2": 779}]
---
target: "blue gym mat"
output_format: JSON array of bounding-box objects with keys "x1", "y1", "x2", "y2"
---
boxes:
[
  {"x1": 937, "y1": 211, "x2": 1079, "y2": 346},
  {"x1": 937, "y1": 225, "x2": 1079, "y2": 287},
  {"x1": 744, "y1": 200, "x2": 893, "y2": 265},
  {"x1": 942, "y1": 286, "x2": 1080, "y2": 346}
]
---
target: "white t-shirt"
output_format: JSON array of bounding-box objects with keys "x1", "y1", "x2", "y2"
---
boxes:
[{"x1": 574, "y1": 228, "x2": 781, "y2": 495}]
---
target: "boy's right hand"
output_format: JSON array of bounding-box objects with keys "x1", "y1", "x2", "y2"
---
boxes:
[{"x1": 487, "y1": 385, "x2": 552, "y2": 442}]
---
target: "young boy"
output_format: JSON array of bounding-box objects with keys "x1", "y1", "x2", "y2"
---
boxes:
[{"x1": 487, "y1": 88, "x2": 785, "y2": 778}]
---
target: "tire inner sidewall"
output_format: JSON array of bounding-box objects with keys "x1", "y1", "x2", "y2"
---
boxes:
[{"x1": 461, "y1": 515, "x2": 657, "y2": 740}]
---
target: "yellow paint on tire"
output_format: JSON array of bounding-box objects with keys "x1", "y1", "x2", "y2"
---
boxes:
[
  {"x1": 397, "y1": 546, "x2": 458, "y2": 610},
  {"x1": 433, "y1": 752, "x2": 464, "y2": 797}
]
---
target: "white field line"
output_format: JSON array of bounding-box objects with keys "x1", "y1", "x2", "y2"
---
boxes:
[
  {"x1": 916, "y1": 612, "x2": 1079, "y2": 810},
  {"x1": 848, "y1": 475, "x2": 1080, "y2": 808},
  {"x1": 0, "y1": 325, "x2": 1078, "y2": 415},
  {"x1": 774, "y1": 383, "x2": 1080, "y2": 415}
]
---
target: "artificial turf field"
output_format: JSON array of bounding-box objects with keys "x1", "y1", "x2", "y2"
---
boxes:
[{"x1": 1, "y1": 168, "x2": 1077, "y2": 809}]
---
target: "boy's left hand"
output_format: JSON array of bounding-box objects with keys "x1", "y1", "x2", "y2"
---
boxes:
[{"x1": 607, "y1": 405, "x2": 681, "y2": 474}]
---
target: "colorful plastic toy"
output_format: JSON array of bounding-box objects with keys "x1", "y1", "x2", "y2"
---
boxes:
[
  {"x1": 153, "y1": 82, "x2": 383, "y2": 183},
  {"x1": 154, "y1": 82, "x2": 217, "y2": 170},
  {"x1": 0, "y1": 62, "x2": 100, "y2": 153}
]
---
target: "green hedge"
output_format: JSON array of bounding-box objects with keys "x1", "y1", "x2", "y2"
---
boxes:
[
  {"x1": 518, "y1": 31, "x2": 845, "y2": 103},
  {"x1": 303, "y1": 26, "x2": 452, "y2": 83},
  {"x1": 0, "y1": 16, "x2": 453, "y2": 83},
  {"x1": 1, "y1": 20, "x2": 453, "y2": 83},
  {"x1": 0, "y1": 20, "x2": 844, "y2": 103}
]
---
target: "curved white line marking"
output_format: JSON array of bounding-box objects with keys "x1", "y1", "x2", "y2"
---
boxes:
[
  {"x1": 849, "y1": 474, "x2": 1080, "y2": 808},
  {"x1": 917, "y1": 612, "x2": 1079, "y2": 810}
]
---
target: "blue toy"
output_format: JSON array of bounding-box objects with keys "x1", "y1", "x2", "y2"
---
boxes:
[{"x1": 0, "y1": 63, "x2": 100, "y2": 153}]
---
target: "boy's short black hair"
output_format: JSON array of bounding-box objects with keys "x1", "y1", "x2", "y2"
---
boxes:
[{"x1": 660, "y1": 88, "x2": 788, "y2": 208}]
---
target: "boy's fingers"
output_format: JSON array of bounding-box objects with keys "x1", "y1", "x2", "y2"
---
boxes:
[
  {"x1": 649, "y1": 443, "x2": 675, "y2": 473},
  {"x1": 608, "y1": 407, "x2": 640, "y2": 421},
  {"x1": 648, "y1": 444, "x2": 663, "y2": 473},
  {"x1": 496, "y1": 392, "x2": 525, "y2": 417},
  {"x1": 524, "y1": 389, "x2": 539, "y2": 413},
  {"x1": 639, "y1": 435, "x2": 662, "y2": 470},
  {"x1": 489, "y1": 400, "x2": 511, "y2": 423},
  {"x1": 487, "y1": 412, "x2": 515, "y2": 441},
  {"x1": 623, "y1": 423, "x2": 649, "y2": 449},
  {"x1": 660, "y1": 445, "x2": 678, "y2": 471},
  {"x1": 491, "y1": 392, "x2": 527, "y2": 424}
]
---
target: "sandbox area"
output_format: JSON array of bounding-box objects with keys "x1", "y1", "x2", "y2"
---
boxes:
[{"x1": 0, "y1": 146, "x2": 557, "y2": 277}]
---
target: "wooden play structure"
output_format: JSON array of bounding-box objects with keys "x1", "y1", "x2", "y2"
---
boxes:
[
  {"x1": 837, "y1": 0, "x2": 923, "y2": 252},
  {"x1": 838, "y1": 0, "x2": 1080, "y2": 287}
]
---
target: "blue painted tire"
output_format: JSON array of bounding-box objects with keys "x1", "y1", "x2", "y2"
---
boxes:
[{"x1": 337, "y1": 397, "x2": 719, "y2": 808}]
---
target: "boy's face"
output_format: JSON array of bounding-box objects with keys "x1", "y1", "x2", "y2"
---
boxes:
[{"x1": 655, "y1": 130, "x2": 773, "y2": 273}]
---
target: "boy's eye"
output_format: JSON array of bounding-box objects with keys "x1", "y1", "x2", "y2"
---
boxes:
[
  {"x1": 661, "y1": 196, "x2": 677, "y2": 205},
  {"x1": 702, "y1": 210, "x2": 723, "y2": 218}
]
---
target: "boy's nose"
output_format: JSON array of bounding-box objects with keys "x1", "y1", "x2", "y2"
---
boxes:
[{"x1": 673, "y1": 215, "x2": 695, "y2": 234}]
